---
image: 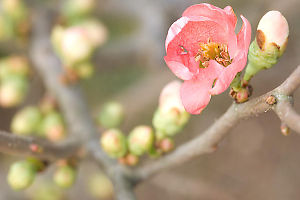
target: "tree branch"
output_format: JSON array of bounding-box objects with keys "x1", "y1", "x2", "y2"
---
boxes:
[
  {"x1": 0, "y1": 130, "x2": 80, "y2": 161},
  {"x1": 134, "y1": 65, "x2": 300, "y2": 181}
]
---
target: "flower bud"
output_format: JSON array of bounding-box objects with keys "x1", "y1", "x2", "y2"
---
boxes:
[
  {"x1": 62, "y1": 0, "x2": 95, "y2": 19},
  {"x1": 51, "y1": 25, "x2": 65, "y2": 56},
  {"x1": 74, "y1": 62, "x2": 94, "y2": 79},
  {"x1": 158, "y1": 138, "x2": 174, "y2": 153},
  {"x1": 7, "y1": 160, "x2": 36, "y2": 190},
  {"x1": 0, "y1": 56, "x2": 30, "y2": 79},
  {"x1": 97, "y1": 102, "x2": 124, "y2": 129},
  {"x1": 61, "y1": 27, "x2": 93, "y2": 65},
  {"x1": 1, "y1": 0, "x2": 28, "y2": 22},
  {"x1": 100, "y1": 129, "x2": 127, "y2": 158},
  {"x1": 53, "y1": 165, "x2": 76, "y2": 188},
  {"x1": 0, "y1": 75, "x2": 28, "y2": 107},
  {"x1": 235, "y1": 88, "x2": 249, "y2": 103},
  {"x1": 28, "y1": 181, "x2": 64, "y2": 200},
  {"x1": 88, "y1": 173, "x2": 113, "y2": 199},
  {"x1": 119, "y1": 154, "x2": 139, "y2": 166},
  {"x1": 40, "y1": 111, "x2": 66, "y2": 141},
  {"x1": 244, "y1": 11, "x2": 289, "y2": 81},
  {"x1": 11, "y1": 106, "x2": 42, "y2": 136},
  {"x1": 128, "y1": 125, "x2": 154, "y2": 156}
]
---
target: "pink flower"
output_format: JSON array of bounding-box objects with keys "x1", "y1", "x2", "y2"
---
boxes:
[{"x1": 164, "y1": 3, "x2": 251, "y2": 114}]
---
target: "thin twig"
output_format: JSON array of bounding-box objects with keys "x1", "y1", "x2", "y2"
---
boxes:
[{"x1": 134, "y1": 66, "x2": 300, "y2": 181}]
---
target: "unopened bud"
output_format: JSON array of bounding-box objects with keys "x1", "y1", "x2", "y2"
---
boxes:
[
  {"x1": 53, "y1": 165, "x2": 76, "y2": 188},
  {"x1": 74, "y1": 62, "x2": 94, "y2": 79},
  {"x1": 88, "y1": 173, "x2": 113, "y2": 199},
  {"x1": 11, "y1": 106, "x2": 42, "y2": 135},
  {"x1": 244, "y1": 11, "x2": 289, "y2": 81},
  {"x1": 0, "y1": 56, "x2": 30, "y2": 78},
  {"x1": 61, "y1": 27, "x2": 93, "y2": 65},
  {"x1": 40, "y1": 111, "x2": 66, "y2": 141},
  {"x1": 100, "y1": 129, "x2": 127, "y2": 158},
  {"x1": 79, "y1": 20, "x2": 108, "y2": 47},
  {"x1": 119, "y1": 154, "x2": 139, "y2": 166},
  {"x1": 280, "y1": 124, "x2": 290, "y2": 136},
  {"x1": 0, "y1": 75, "x2": 28, "y2": 107},
  {"x1": 51, "y1": 25, "x2": 65, "y2": 56},
  {"x1": 97, "y1": 101, "x2": 124, "y2": 128},
  {"x1": 128, "y1": 125, "x2": 154, "y2": 156},
  {"x1": 7, "y1": 160, "x2": 36, "y2": 190},
  {"x1": 158, "y1": 138, "x2": 174, "y2": 153},
  {"x1": 1, "y1": 0, "x2": 28, "y2": 22},
  {"x1": 235, "y1": 88, "x2": 249, "y2": 103},
  {"x1": 63, "y1": 0, "x2": 95, "y2": 19}
]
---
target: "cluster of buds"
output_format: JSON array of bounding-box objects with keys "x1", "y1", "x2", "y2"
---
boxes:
[
  {"x1": 0, "y1": 56, "x2": 30, "y2": 107},
  {"x1": 51, "y1": 0, "x2": 108, "y2": 82},
  {"x1": 7, "y1": 158, "x2": 46, "y2": 190},
  {"x1": 11, "y1": 96, "x2": 66, "y2": 141},
  {"x1": 0, "y1": 0, "x2": 30, "y2": 42},
  {"x1": 99, "y1": 82, "x2": 190, "y2": 165},
  {"x1": 243, "y1": 11, "x2": 289, "y2": 82}
]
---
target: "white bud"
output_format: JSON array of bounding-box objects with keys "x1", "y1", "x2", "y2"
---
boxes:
[{"x1": 257, "y1": 11, "x2": 289, "y2": 49}]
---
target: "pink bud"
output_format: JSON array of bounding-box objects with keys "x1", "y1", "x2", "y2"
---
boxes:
[
  {"x1": 257, "y1": 11, "x2": 289, "y2": 50},
  {"x1": 159, "y1": 81, "x2": 185, "y2": 114}
]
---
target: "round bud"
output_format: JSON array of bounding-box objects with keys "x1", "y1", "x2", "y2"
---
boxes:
[
  {"x1": 257, "y1": 11, "x2": 289, "y2": 52},
  {"x1": 97, "y1": 102, "x2": 124, "y2": 128},
  {"x1": 158, "y1": 138, "x2": 174, "y2": 153},
  {"x1": 236, "y1": 88, "x2": 249, "y2": 103},
  {"x1": 7, "y1": 160, "x2": 36, "y2": 190},
  {"x1": 53, "y1": 165, "x2": 76, "y2": 188},
  {"x1": 63, "y1": 0, "x2": 95, "y2": 19},
  {"x1": 79, "y1": 20, "x2": 108, "y2": 47},
  {"x1": 128, "y1": 125, "x2": 154, "y2": 156},
  {"x1": 0, "y1": 56, "x2": 30, "y2": 78},
  {"x1": 0, "y1": 75, "x2": 28, "y2": 107},
  {"x1": 40, "y1": 111, "x2": 66, "y2": 141},
  {"x1": 11, "y1": 106, "x2": 42, "y2": 135},
  {"x1": 1, "y1": 0, "x2": 28, "y2": 21},
  {"x1": 61, "y1": 27, "x2": 93, "y2": 65},
  {"x1": 75, "y1": 62, "x2": 94, "y2": 79},
  {"x1": 100, "y1": 129, "x2": 127, "y2": 158},
  {"x1": 28, "y1": 181, "x2": 64, "y2": 200},
  {"x1": 88, "y1": 173, "x2": 113, "y2": 199},
  {"x1": 125, "y1": 154, "x2": 139, "y2": 166}
]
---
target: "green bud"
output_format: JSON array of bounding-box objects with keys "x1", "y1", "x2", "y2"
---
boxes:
[
  {"x1": 62, "y1": 0, "x2": 95, "y2": 21},
  {"x1": 0, "y1": 56, "x2": 30, "y2": 78},
  {"x1": 97, "y1": 102, "x2": 124, "y2": 128},
  {"x1": 128, "y1": 125, "x2": 154, "y2": 156},
  {"x1": 40, "y1": 111, "x2": 66, "y2": 141},
  {"x1": 88, "y1": 173, "x2": 113, "y2": 199},
  {"x1": 7, "y1": 160, "x2": 36, "y2": 190},
  {"x1": 51, "y1": 25, "x2": 65, "y2": 56},
  {"x1": 75, "y1": 62, "x2": 94, "y2": 79},
  {"x1": 153, "y1": 108, "x2": 190, "y2": 137},
  {"x1": 243, "y1": 11, "x2": 289, "y2": 82},
  {"x1": 1, "y1": 0, "x2": 28, "y2": 22},
  {"x1": 100, "y1": 129, "x2": 127, "y2": 158},
  {"x1": 0, "y1": 75, "x2": 28, "y2": 107},
  {"x1": 11, "y1": 106, "x2": 42, "y2": 135},
  {"x1": 53, "y1": 165, "x2": 76, "y2": 188},
  {"x1": 29, "y1": 182, "x2": 64, "y2": 200}
]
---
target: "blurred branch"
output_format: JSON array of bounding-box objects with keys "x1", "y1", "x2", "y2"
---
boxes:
[
  {"x1": 134, "y1": 65, "x2": 300, "y2": 181},
  {"x1": 0, "y1": 130, "x2": 79, "y2": 161}
]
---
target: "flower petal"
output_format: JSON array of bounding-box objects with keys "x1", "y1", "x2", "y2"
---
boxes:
[
  {"x1": 224, "y1": 6, "x2": 237, "y2": 28},
  {"x1": 180, "y1": 78, "x2": 212, "y2": 115},
  {"x1": 164, "y1": 55, "x2": 193, "y2": 80},
  {"x1": 237, "y1": 15, "x2": 252, "y2": 52}
]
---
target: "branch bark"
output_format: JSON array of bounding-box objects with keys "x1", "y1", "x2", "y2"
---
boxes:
[{"x1": 134, "y1": 66, "x2": 300, "y2": 181}]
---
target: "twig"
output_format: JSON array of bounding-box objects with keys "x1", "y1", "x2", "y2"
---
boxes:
[
  {"x1": 0, "y1": 130, "x2": 79, "y2": 161},
  {"x1": 134, "y1": 66, "x2": 300, "y2": 181}
]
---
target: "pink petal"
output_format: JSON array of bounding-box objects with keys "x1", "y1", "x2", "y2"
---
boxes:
[
  {"x1": 237, "y1": 15, "x2": 252, "y2": 52},
  {"x1": 224, "y1": 6, "x2": 237, "y2": 28},
  {"x1": 180, "y1": 78, "x2": 212, "y2": 115},
  {"x1": 164, "y1": 55, "x2": 193, "y2": 80}
]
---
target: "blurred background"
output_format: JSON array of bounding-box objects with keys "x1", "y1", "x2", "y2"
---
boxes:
[{"x1": 0, "y1": 0, "x2": 300, "y2": 199}]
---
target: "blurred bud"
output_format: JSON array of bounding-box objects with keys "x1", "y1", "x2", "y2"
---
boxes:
[
  {"x1": 1, "y1": 0, "x2": 28, "y2": 22},
  {"x1": 61, "y1": 27, "x2": 93, "y2": 65},
  {"x1": 74, "y1": 62, "x2": 94, "y2": 79},
  {"x1": 78, "y1": 19, "x2": 108, "y2": 47},
  {"x1": 158, "y1": 138, "x2": 174, "y2": 153},
  {"x1": 280, "y1": 124, "x2": 290, "y2": 136},
  {"x1": 97, "y1": 101, "x2": 124, "y2": 128},
  {"x1": 244, "y1": 11, "x2": 289, "y2": 81},
  {"x1": 53, "y1": 165, "x2": 76, "y2": 188},
  {"x1": 128, "y1": 125, "x2": 154, "y2": 156},
  {"x1": 29, "y1": 181, "x2": 65, "y2": 200},
  {"x1": 11, "y1": 106, "x2": 42, "y2": 136},
  {"x1": 40, "y1": 111, "x2": 66, "y2": 141},
  {"x1": 100, "y1": 129, "x2": 127, "y2": 158},
  {"x1": 62, "y1": 0, "x2": 95, "y2": 20},
  {"x1": 0, "y1": 56, "x2": 30, "y2": 78},
  {"x1": 51, "y1": 25, "x2": 65, "y2": 56},
  {"x1": 26, "y1": 158, "x2": 47, "y2": 172},
  {"x1": 0, "y1": 75, "x2": 28, "y2": 107},
  {"x1": 88, "y1": 172, "x2": 113, "y2": 199},
  {"x1": 7, "y1": 160, "x2": 36, "y2": 190},
  {"x1": 153, "y1": 81, "x2": 190, "y2": 137},
  {"x1": 119, "y1": 154, "x2": 139, "y2": 166},
  {"x1": 39, "y1": 95, "x2": 57, "y2": 114}
]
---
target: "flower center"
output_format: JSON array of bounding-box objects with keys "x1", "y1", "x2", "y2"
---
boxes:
[{"x1": 195, "y1": 39, "x2": 232, "y2": 68}]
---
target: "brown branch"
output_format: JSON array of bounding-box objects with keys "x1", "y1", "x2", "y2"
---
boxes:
[
  {"x1": 0, "y1": 130, "x2": 79, "y2": 161},
  {"x1": 134, "y1": 65, "x2": 300, "y2": 181},
  {"x1": 273, "y1": 97, "x2": 300, "y2": 134}
]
